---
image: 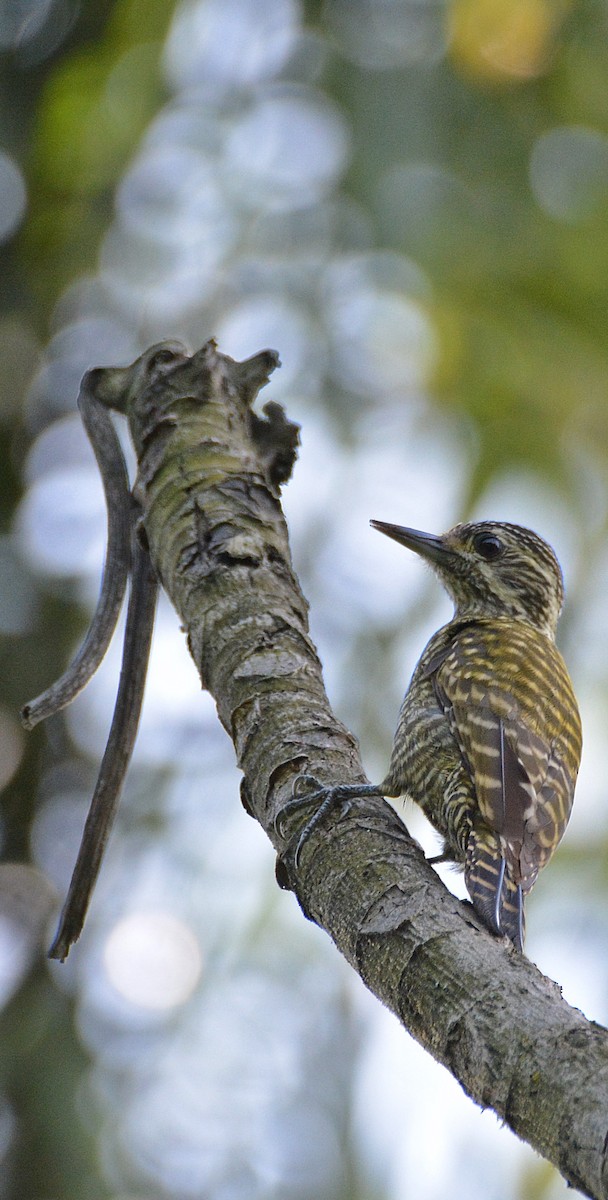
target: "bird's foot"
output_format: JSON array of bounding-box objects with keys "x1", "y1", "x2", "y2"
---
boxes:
[
  {"x1": 426, "y1": 851, "x2": 453, "y2": 865},
  {"x1": 275, "y1": 774, "x2": 381, "y2": 869}
]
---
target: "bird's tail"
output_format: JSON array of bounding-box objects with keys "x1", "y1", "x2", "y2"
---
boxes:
[{"x1": 465, "y1": 829, "x2": 524, "y2": 952}]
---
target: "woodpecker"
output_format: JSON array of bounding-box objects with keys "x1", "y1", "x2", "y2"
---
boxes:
[{"x1": 372, "y1": 519, "x2": 582, "y2": 951}]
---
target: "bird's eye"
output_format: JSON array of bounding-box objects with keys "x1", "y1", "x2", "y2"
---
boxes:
[{"x1": 473, "y1": 533, "x2": 504, "y2": 561}]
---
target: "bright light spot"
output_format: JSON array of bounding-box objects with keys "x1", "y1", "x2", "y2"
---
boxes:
[
  {"x1": 26, "y1": 316, "x2": 137, "y2": 422},
  {"x1": 223, "y1": 87, "x2": 350, "y2": 210},
  {"x1": 31, "y1": 788, "x2": 99, "y2": 892},
  {"x1": 330, "y1": 285, "x2": 436, "y2": 393},
  {"x1": 217, "y1": 294, "x2": 315, "y2": 394},
  {"x1": 312, "y1": 416, "x2": 466, "y2": 625},
  {"x1": 0, "y1": 151, "x2": 26, "y2": 242},
  {"x1": 282, "y1": 409, "x2": 345, "y2": 537},
  {"x1": 164, "y1": 0, "x2": 299, "y2": 93},
  {"x1": 324, "y1": 253, "x2": 435, "y2": 396},
  {"x1": 100, "y1": 225, "x2": 225, "y2": 321},
  {"x1": 67, "y1": 595, "x2": 216, "y2": 765},
  {"x1": 16, "y1": 465, "x2": 106, "y2": 577},
  {"x1": 116, "y1": 144, "x2": 237, "y2": 250},
  {"x1": 23, "y1": 413, "x2": 93, "y2": 485},
  {"x1": 104, "y1": 912, "x2": 202, "y2": 1010},
  {"x1": 143, "y1": 605, "x2": 203, "y2": 716},
  {"x1": 530, "y1": 125, "x2": 608, "y2": 223}
]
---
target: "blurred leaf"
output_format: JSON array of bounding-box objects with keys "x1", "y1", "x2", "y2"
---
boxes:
[
  {"x1": 22, "y1": 0, "x2": 176, "y2": 305},
  {"x1": 448, "y1": 0, "x2": 572, "y2": 84}
]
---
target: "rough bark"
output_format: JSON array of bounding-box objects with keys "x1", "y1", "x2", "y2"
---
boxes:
[{"x1": 98, "y1": 338, "x2": 608, "y2": 1200}]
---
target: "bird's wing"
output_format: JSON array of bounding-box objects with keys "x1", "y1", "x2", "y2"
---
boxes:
[{"x1": 434, "y1": 628, "x2": 576, "y2": 890}]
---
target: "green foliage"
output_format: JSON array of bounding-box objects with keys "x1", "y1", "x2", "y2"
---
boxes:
[
  {"x1": 330, "y1": 1, "x2": 608, "y2": 503},
  {"x1": 23, "y1": 0, "x2": 175, "y2": 305}
]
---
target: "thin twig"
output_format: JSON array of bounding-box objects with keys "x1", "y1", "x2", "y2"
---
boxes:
[
  {"x1": 48, "y1": 532, "x2": 158, "y2": 960},
  {"x1": 21, "y1": 377, "x2": 132, "y2": 730}
]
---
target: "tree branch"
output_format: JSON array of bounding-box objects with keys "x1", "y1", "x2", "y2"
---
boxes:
[{"x1": 87, "y1": 338, "x2": 608, "y2": 1200}]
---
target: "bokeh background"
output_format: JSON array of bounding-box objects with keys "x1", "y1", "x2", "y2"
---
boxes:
[{"x1": 1, "y1": 1, "x2": 607, "y2": 1197}]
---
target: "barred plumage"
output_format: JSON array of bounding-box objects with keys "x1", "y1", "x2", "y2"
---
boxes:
[{"x1": 373, "y1": 519, "x2": 582, "y2": 951}]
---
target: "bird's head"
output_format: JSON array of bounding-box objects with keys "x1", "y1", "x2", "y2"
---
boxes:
[{"x1": 371, "y1": 519, "x2": 565, "y2": 639}]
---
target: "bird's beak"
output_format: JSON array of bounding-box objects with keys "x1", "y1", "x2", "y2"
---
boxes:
[{"x1": 370, "y1": 520, "x2": 453, "y2": 567}]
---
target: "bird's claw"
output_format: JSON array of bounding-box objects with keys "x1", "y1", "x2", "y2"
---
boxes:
[
  {"x1": 275, "y1": 777, "x2": 381, "y2": 870},
  {"x1": 273, "y1": 773, "x2": 328, "y2": 841},
  {"x1": 292, "y1": 772, "x2": 323, "y2": 799}
]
